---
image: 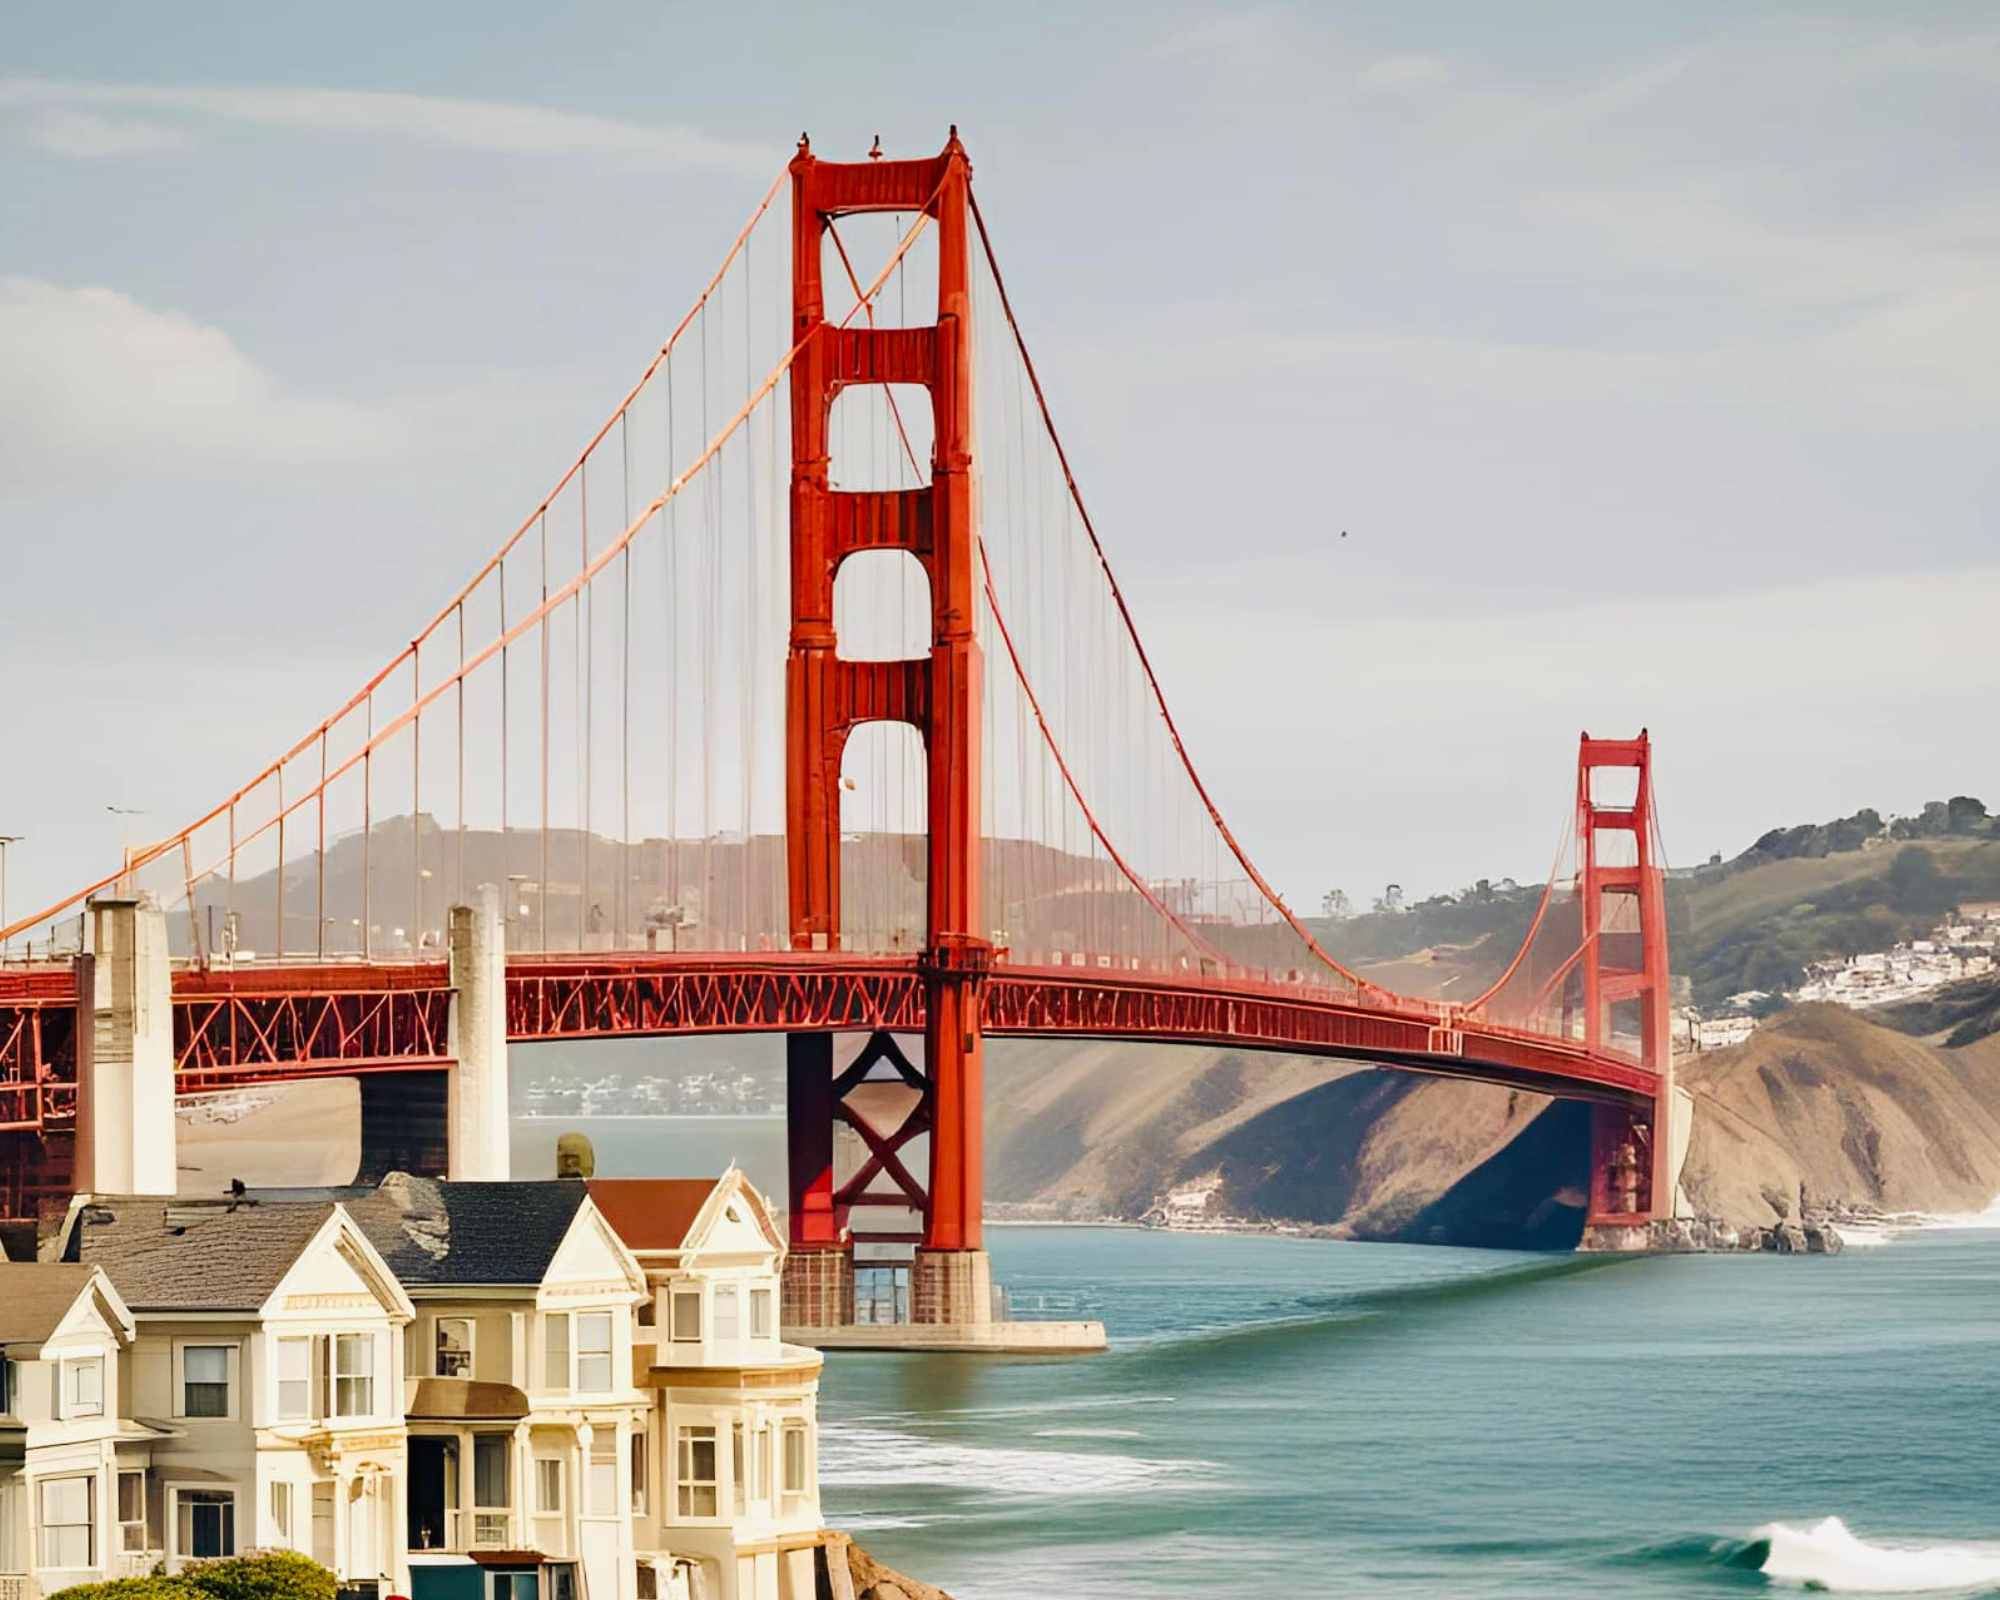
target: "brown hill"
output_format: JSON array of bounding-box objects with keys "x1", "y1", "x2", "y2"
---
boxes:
[
  {"x1": 1678, "y1": 1003, "x2": 2000, "y2": 1226},
  {"x1": 986, "y1": 1005, "x2": 2000, "y2": 1246}
]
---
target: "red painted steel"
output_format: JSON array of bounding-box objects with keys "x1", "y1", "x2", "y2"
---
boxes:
[
  {"x1": 2, "y1": 950, "x2": 1666, "y2": 1221},
  {"x1": 1577, "y1": 731, "x2": 1676, "y2": 1227},
  {"x1": 786, "y1": 132, "x2": 989, "y2": 1254}
]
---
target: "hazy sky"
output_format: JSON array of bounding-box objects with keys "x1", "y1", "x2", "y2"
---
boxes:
[{"x1": 2, "y1": 1, "x2": 1995, "y2": 925}]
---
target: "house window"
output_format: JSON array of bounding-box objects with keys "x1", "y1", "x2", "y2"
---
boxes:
[
  {"x1": 588, "y1": 1437, "x2": 616, "y2": 1516},
  {"x1": 731, "y1": 1422, "x2": 745, "y2": 1510},
  {"x1": 473, "y1": 1435, "x2": 510, "y2": 1514},
  {"x1": 182, "y1": 1344, "x2": 232, "y2": 1417},
  {"x1": 713, "y1": 1286, "x2": 739, "y2": 1343},
  {"x1": 547, "y1": 1564, "x2": 578, "y2": 1600},
  {"x1": 750, "y1": 1288, "x2": 773, "y2": 1339},
  {"x1": 277, "y1": 1338, "x2": 312, "y2": 1421},
  {"x1": 575, "y1": 1313, "x2": 612, "y2": 1393},
  {"x1": 270, "y1": 1481, "x2": 293, "y2": 1545},
  {"x1": 675, "y1": 1427, "x2": 717, "y2": 1517},
  {"x1": 118, "y1": 1470, "x2": 148, "y2": 1552},
  {"x1": 534, "y1": 1459, "x2": 563, "y2": 1516},
  {"x1": 783, "y1": 1424, "x2": 808, "y2": 1495},
  {"x1": 176, "y1": 1489, "x2": 236, "y2": 1559},
  {"x1": 65, "y1": 1356, "x2": 105, "y2": 1419},
  {"x1": 669, "y1": 1291, "x2": 701, "y2": 1343},
  {"x1": 39, "y1": 1476, "x2": 94, "y2": 1568},
  {"x1": 436, "y1": 1318, "x2": 474, "y2": 1379},
  {"x1": 630, "y1": 1429, "x2": 646, "y2": 1515},
  {"x1": 0, "y1": 1356, "x2": 11, "y2": 1413},
  {"x1": 333, "y1": 1334, "x2": 374, "y2": 1418},
  {"x1": 543, "y1": 1314, "x2": 570, "y2": 1391}
]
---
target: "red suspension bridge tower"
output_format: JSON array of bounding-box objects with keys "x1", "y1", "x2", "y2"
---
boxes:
[{"x1": 782, "y1": 132, "x2": 995, "y2": 1326}]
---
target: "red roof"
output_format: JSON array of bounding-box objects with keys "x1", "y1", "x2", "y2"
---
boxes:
[{"x1": 587, "y1": 1178, "x2": 719, "y2": 1252}]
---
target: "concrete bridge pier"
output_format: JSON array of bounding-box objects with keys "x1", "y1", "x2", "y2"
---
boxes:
[
  {"x1": 446, "y1": 884, "x2": 510, "y2": 1180},
  {"x1": 1579, "y1": 1084, "x2": 1695, "y2": 1251},
  {"x1": 75, "y1": 897, "x2": 177, "y2": 1195}
]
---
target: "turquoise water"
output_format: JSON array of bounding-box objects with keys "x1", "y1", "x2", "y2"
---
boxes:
[{"x1": 816, "y1": 1225, "x2": 2000, "y2": 1599}]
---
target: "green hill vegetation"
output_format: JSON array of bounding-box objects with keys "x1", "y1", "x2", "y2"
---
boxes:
[{"x1": 1306, "y1": 797, "x2": 2000, "y2": 1010}]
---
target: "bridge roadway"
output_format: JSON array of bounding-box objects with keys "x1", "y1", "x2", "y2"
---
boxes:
[{"x1": 2, "y1": 952, "x2": 1659, "y2": 1121}]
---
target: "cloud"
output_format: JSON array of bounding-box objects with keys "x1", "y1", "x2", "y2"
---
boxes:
[
  {"x1": 0, "y1": 278, "x2": 407, "y2": 486},
  {"x1": 18, "y1": 106, "x2": 192, "y2": 157},
  {"x1": 1359, "y1": 54, "x2": 1450, "y2": 93},
  {"x1": 0, "y1": 78, "x2": 770, "y2": 173},
  {"x1": 1148, "y1": 5, "x2": 1306, "y2": 67}
]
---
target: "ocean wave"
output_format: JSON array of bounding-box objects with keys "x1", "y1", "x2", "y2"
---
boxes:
[
  {"x1": 819, "y1": 1422, "x2": 1212, "y2": 1496},
  {"x1": 1754, "y1": 1516, "x2": 2000, "y2": 1593},
  {"x1": 1031, "y1": 1426, "x2": 1145, "y2": 1439}
]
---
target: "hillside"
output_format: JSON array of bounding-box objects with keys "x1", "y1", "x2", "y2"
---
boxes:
[
  {"x1": 1300, "y1": 798, "x2": 2000, "y2": 1010},
  {"x1": 1678, "y1": 1005, "x2": 2000, "y2": 1225},
  {"x1": 988, "y1": 1006, "x2": 2000, "y2": 1244}
]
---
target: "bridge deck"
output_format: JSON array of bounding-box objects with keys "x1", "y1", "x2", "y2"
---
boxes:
[{"x1": 2, "y1": 952, "x2": 1656, "y2": 1129}]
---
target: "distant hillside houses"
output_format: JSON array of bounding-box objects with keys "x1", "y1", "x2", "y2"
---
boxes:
[
  {"x1": 1795, "y1": 909, "x2": 1999, "y2": 1010},
  {"x1": 1679, "y1": 905, "x2": 2000, "y2": 1049}
]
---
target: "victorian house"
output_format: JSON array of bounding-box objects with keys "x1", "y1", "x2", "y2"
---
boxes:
[
  {"x1": 57, "y1": 1197, "x2": 415, "y2": 1595},
  {"x1": 590, "y1": 1174, "x2": 827, "y2": 1600},
  {"x1": 0, "y1": 1265, "x2": 155, "y2": 1600},
  {"x1": 336, "y1": 1175, "x2": 651, "y2": 1600}
]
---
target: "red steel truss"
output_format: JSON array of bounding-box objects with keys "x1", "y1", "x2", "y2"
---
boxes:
[{"x1": 0, "y1": 953, "x2": 1663, "y2": 1107}]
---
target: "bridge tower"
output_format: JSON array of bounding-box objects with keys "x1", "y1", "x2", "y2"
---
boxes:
[
  {"x1": 1576, "y1": 732, "x2": 1686, "y2": 1245},
  {"x1": 782, "y1": 133, "x2": 992, "y2": 1327}
]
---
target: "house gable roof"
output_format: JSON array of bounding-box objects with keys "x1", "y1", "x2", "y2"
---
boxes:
[
  {"x1": 261, "y1": 1206, "x2": 415, "y2": 1323},
  {"x1": 0, "y1": 1263, "x2": 133, "y2": 1349},
  {"x1": 67, "y1": 1197, "x2": 338, "y2": 1312},
  {"x1": 585, "y1": 1178, "x2": 719, "y2": 1254},
  {"x1": 343, "y1": 1175, "x2": 592, "y2": 1287},
  {"x1": 589, "y1": 1172, "x2": 783, "y2": 1258}
]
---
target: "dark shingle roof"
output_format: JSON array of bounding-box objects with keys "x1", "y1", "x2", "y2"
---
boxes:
[
  {"x1": 69, "y1": 1198, "x2": 336, "y2": 1311},
  {"x1": 342, "y1": 1175, "x2": 589, "y2": 1287},
  {"x1": 0, "y1": 1263, "x2": 103, "y2": 1346}
]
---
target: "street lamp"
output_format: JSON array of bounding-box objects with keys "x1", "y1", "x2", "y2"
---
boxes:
[{"x1": 0, "y1": 835, "x2": 21, "y2": 960}]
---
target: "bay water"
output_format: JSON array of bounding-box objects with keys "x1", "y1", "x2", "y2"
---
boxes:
[{"x1": 511, "y1": 1117, "x2": 2000, "y2": 1596}]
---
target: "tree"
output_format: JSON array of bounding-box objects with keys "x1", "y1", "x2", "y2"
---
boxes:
[
  {"x1": 1373, "y1": 883, "x2": 1405, "y2": 915},
  {"x1": 1319, "y1": 888, "x2": 1352, "y2": 920},
  {"x1": 1887, "y1": 844, "x2": 1949, "y2": 913},
  {"x1": 1947, "y1": 796, "x2": 1989, "y2": 835}
]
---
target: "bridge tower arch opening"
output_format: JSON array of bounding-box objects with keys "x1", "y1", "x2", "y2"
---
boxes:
[{"x1": 783, "y1": 131, "x2": 991, "y2": 1328}]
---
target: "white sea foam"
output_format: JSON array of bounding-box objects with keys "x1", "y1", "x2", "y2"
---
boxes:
[
  {"x1": 1759, "y1": 1516, "x2": 2000, "y2": 1593},
  {"x1": 1031, "y1": 1426, "x2": 1145, "y2": 1439},
  {"x1": 818, "y1": 1423, "x2": 1211, "y2": 1496},
  {"x1": 834, "y1": 1512, "x2": 935, "y2": 1532}
]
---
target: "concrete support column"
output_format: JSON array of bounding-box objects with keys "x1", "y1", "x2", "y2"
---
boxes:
[
  {"x1": 447, "y1": 884, "x2": 510, "y2": 1180},
  {"x1": 911, "y1": 1248, "x2": 993, "y2": 1327},
  {"x1": 76, "y1": 897, "x2": 175, "y2": 1196},
  {"x1": 780, "y1": 1249, "x2": 853, "y2": 1330}
]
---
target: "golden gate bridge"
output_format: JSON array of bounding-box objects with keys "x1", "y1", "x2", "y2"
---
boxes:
[{"x1": 0, "y1": 134, "x2": 1679, "y2": 1328}]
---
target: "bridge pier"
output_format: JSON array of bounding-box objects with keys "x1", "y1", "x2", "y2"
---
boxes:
[
  {"x1": 75, "y1": 897, "x2": 176, "y2": 1196},
  {"x1": 446, "y1": 884, "x2": 510, "y2": 1180}
]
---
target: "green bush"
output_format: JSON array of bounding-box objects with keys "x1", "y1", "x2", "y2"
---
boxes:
[
  {"x1": 44, "y1": 1581, "x2": 208, "y2": 1600},
  {"x1": 49, "y1": 1552, "x2": 339, "y2": 1600},
  {"x1": 183, "y1": 1552, "x2": 340, "y2": 1600}
]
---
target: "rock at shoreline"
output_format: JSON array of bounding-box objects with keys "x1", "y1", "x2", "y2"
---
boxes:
[{"x1": 838, "y1": 1536, "x2": 957, "y2": 1600}]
